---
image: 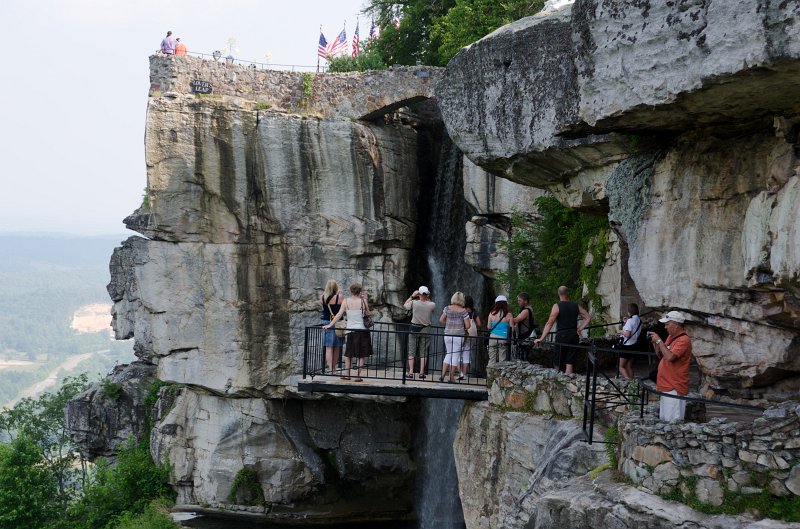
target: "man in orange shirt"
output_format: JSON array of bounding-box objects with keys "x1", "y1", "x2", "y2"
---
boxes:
[
  {"x1": 175, "y1": 38, "x2": 188, "y2": 55},
  {"x1": 649, "y1": 311, "x2": 692, "y2": 421}
]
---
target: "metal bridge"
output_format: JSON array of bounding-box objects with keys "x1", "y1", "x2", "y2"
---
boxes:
[{"x1": 299, "y1": 321, "x2": 520, "y2": 401}]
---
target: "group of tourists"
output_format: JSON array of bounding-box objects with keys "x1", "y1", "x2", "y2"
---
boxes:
[
  {"x1": 317, "y1": 279, "x2": 693, "y2": 421},
  {"x1": 160, "y1": 31, "x2": 188, "y2": 55}
]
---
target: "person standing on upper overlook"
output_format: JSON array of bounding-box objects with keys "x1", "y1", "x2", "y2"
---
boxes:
[
  {"x1": 175, "y1": 37, "x2": 188, "y2": 55},
  {"x1": 649, "y1": 310, "x2": 693, "y2": 422},
  {"x1": 161, "y1": 31, "x2": 177, "y2": 54},
  {"x1": 534, "y1": 285, "x2": 590, "y2": 374}
]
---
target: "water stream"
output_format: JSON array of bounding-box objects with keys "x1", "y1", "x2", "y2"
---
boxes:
[{"x1": 415, "y1": 129, "x2": 486, "y2": 529}]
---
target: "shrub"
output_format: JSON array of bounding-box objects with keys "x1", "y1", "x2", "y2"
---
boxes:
[
  {"x1": 112, "y1": 499, "x2": 178, "y2": 529},
  {"x1": 0, "y1": 435, "x2": 58, "y2": 529}
]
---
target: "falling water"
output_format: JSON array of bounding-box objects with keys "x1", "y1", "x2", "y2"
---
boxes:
[
  {"x1": 416, "y1": 399, "x2": 466, "y2": 529},
  {"x1": 415, "y1": 129, "x2": 486, "y2": 529}
]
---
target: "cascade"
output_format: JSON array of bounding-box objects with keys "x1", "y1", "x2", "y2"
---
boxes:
[{"x1": 416, "y1": 129, "x2": 485, "y2": 529}]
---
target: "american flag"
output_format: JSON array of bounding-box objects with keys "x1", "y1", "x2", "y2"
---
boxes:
[
  {"x1": 317, "y1": 32, "x2": 328, "y2": 58},
  {"x1": 369, "y1": 20, "x2": 378, "y2": 40},
  {"x1": 352, "y1": 23, "x2": 360, "y2": 57},
  {"x1": 328, "y1": 28, "x2": 348, "y2": 56}
]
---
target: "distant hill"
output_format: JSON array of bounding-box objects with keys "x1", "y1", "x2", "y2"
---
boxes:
[
  {"x1": 0, "y1": 233, "x2": 130, "y2": 272},
  {"x1": 0, "y1": 233, "x2": 135, "y2": 406}
]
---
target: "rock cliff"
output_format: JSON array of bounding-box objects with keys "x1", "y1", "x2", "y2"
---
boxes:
[
  {"x1": 79, "y1": 55, "x2": 533, "y2": 519},
  {"x1": 438, "y1": 0, "x2": 800, "y2": 394}
]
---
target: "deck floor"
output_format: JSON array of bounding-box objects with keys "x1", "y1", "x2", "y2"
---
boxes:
[{"x1": 299, "y1": 367, "x2": 488, "y2": 400}]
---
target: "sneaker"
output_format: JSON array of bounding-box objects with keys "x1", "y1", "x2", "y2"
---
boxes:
[{"x1": 458, "y1": 374, "x2": 465, "y2": 380}]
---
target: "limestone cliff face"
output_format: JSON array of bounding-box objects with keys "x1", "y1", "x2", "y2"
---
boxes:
[
  {"x1": 438, "y1": 0, "x2": 800, "y2": 393},
  {"x1": 116, "y1": 92, "x2": 422, "y2": 396},
  {"x1": 91, "y1": 56, "x2": 531, "y2": 518}
]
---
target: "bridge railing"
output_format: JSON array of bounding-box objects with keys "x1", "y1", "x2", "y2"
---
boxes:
[{"x1": 303, "y1": 321, "x2": 516, "y2": 387}]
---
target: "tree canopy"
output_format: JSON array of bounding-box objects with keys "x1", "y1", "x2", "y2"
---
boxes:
[{"x1": 355, "y1": 0, "x2": 544, "y2": 67}]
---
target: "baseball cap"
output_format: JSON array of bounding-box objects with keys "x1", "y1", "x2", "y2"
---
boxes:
[
  {"x1": 659, "y1": 310, "x2": 686, "y2": 324},
  {"x1": 495, "y1": 295, "x2": 507, "y2": 302},
  {"x1": 418, "y1": 286, "x2": 430, "y2": 295}
]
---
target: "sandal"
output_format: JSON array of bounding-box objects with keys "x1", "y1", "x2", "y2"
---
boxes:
[
  {"x1": 419, "y1": 374, "x2": 426, "y2": 380},
  {"x1": 340, "y1": 376, "x2": 351, "y2": 380},
  {"x1": 354, "y1": 378, "x2": 363, "y2": 382},
  {"x1": 438, "y1": 376, "x2": 444, "y2": 382}
]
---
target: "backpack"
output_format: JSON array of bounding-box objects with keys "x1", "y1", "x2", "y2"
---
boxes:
[{"x1": 517, "y1": 307, "x2": 535, "y2": 340}]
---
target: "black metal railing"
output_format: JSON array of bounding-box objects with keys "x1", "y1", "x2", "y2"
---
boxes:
[{"x1": 302, "y1": 321, "x2": 516, "y2": 387}]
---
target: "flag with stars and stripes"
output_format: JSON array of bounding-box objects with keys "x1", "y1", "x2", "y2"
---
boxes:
[
  {"x1": 369, "y1": 20, "x2": 378, "y2": 40},
  {"x1": 317, "y1": 32, "x2": 328, "y2": 58},
  {"x1": 352, "y1": 23, "x2": 360, "y2": 57},
  {"x1": 328, "y1": 27, "x2": 347, "y2": 56}
]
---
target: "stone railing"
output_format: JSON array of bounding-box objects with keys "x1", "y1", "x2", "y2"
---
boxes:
[
  {"x1": 620, "y1": 402, "x2": 800, "y2": 506},
  {"x1": 148, "y1": 54, "x2": 441, "y2": 120},
  {"x1": 487, "y1": 362, "x2": 632, "y2": 422}
]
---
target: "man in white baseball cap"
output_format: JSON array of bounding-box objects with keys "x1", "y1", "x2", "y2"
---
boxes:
[
  {"x1": 404, "y1": 286, "x2": 435, "y2": 379},
  {"x1": 649, "y1": 310, "x2": 692, "y2": 421}
]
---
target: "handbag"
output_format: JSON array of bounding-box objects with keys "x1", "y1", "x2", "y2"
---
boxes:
[
  {"x1": 361, "y1": 299, "x2": 374, "y2": 328},
  {"x1": 334, "y1": 320, "x2": 347, "y2": 338}
]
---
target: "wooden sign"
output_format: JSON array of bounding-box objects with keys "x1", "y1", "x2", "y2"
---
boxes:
[{"x1": 190, "y1": 80, "x2": 212, "y2": 94}]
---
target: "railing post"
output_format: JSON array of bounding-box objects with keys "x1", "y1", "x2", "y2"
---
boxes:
[
  {"x1": 303, "y1": 326, "x2": 308, "y2": 379},
  {"x1": 401, "y1": 324, "x2": 408, "y2": 385},
  {"x1": 582, "y1": 343, "x2": 591, "y2": 440},
  {"x1": 588, "y1": 342, "x2": 599, "y2": 444}
]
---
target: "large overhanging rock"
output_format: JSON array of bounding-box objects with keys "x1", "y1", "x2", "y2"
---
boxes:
[
  {"x1": 438, "y1": 0, "x2": 800, "y2": 391},
  {"x1": 436, "y1": 6, "x2": 631, "y2": 187},
  {"x1": 437, "y1": 0, "x2": 800, "y2": 187}
]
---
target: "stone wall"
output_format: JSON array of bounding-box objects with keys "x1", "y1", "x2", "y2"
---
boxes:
[
  {"x1": 456, "y1": 362, "x2": 800, "y2": 528},
  {"x1": 149, "y1": 55, "x2": 441, "y2": 120},
  {"x1": 621, "y1": 402, "x2": 800, "y2": 506}
]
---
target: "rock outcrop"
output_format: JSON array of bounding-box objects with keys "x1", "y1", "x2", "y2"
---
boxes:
[
  {"x1": 91, "y1": 56, "x2": 528, "y2": 518},
  {"x1": 150, "y1": 387, "x2": 416, "y2": 522},
  {"x1": 437, "y1": 0, "x2": 800, "y2": 393},
  {"x1": 66, "y1": 362, "x2": 155, "y2": 459}
]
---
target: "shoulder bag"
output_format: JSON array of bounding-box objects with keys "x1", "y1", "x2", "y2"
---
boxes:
[{"x1": 361, "y1": 298, "x2": 374, "y2": 328}]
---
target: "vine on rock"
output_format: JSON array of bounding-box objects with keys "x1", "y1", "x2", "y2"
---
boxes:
[{"x1": 498, "y1": 196, "x2": 610, "y2": 331}]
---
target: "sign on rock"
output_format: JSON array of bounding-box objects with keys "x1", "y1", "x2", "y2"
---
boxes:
[{"x1": 190, "y1": 80, "x2": 212, "y2": 94}]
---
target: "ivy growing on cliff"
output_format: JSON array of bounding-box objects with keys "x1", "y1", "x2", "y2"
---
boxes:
[{"x1": 497, "y1": 196, "x2": 610, "y2": 332}]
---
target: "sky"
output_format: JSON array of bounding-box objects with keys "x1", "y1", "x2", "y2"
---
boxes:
[{"x1": 0, "y1": 0, "x2": 367, "y2": 236}]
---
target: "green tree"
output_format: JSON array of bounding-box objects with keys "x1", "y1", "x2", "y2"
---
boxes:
[
  {"x1": 0, "y1": 435, "x2": 58, "y2": 529},
  {"x1": 365, "y1": 0, "x2": 456, "y2": 66},
  {"x1": 0, "y1": 374, "x2": 89, "y2": 513},
  {"x1": 67, "y1": 439, "x2": 174, "y2": 529},
  {"x1": 326, "y1": 41, "x2": 387, "y2": 72},
  {"x1": 499, "y1": 196, "x2": 609, "y2": 331},
  {"x1": 362, "y1": 0, "x2": 543, "y2": 66},
  {"x1": 432, "y1": 0, "x2": 544, "y2": 63}
]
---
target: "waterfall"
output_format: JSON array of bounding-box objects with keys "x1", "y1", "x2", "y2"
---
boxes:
[
  {"x1": 415, "y1": 129, "x2": 484, "y2": 529},
  {"x1": 416, "y1": 399, "x2": 466, "y2": 529},
  {"x1": 426, "y1": 132, "x2": 486, "y2": 306}
]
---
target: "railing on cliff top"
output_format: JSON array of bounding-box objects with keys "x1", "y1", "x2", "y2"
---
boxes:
[{"x1": 160, "y1": 50, "x2": 325, "y2": 72}]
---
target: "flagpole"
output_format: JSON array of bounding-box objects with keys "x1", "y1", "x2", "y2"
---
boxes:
[{"x1": 317, "y1": 24, "x2": 321, "y2": 73}]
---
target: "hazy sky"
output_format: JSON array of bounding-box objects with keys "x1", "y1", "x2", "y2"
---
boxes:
[{"x1": 0, "y1": 0, "x2": 366, "y2": 236}]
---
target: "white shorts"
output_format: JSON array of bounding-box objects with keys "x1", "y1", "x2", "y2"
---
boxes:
[
  {"x1": 443, "y1": 335, "x2": 470, "y2": 365},
  {"x1": 659, "y1": 389, "x2": 687, "y2": 422}
]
